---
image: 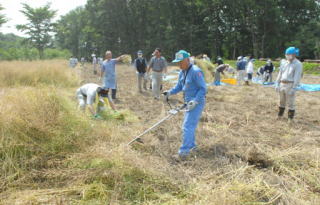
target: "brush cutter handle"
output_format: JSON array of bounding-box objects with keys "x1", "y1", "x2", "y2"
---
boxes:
[{"x1": 127, "y1": 103, "x2": 186, "y2": 146}]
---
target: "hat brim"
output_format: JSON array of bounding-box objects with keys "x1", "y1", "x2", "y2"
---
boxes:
[{"x1": 172, "y1": 59, "x2": 182, "y2": 63}]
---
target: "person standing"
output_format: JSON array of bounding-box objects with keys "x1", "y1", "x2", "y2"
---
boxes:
[
  {"x1": 202, "y1": 54, "x2": 210, "y2": 62},
  {"x1": 100, "y1": 51, "x2": 124, "y2": 101},
  {"x1": 80, "y1": 57, "x2": 85, "y2": 67},
  {"x1": 275, "y1": 47, "x2": 303, "y2": 122},
  {"x1": 69, "y1": 56, "x2": 78, "y2": 68},
  {"x1": 134, "y1": 50, "x2": 148, "y2": 92},
  {"x1": 163, "y1": 50, "x2": 207, "y2": 160},
  {"x1": 245, "y1": 57, "x2": 254, "y2": 85},
  {"x1": 92, "y1": 54, "x2": 97, "y2": 75},
  {"x1": 236, "y1": 56, "x2": 246, "y2": 85},
  {"x1": 147, "y1": 48, "x2": 167, "y2": 100}
]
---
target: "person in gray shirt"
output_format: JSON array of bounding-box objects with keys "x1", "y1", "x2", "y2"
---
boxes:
[
  {"x1": 147, "y1": 48, "x2": 167, "y2": 99},
  {"x1": 275, "y1": 47, "x2": 303, "y2": 122}
]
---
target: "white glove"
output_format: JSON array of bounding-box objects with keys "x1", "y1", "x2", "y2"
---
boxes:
[
  {"x1": 275, "y1": 84, "x2": 280, "y2": 92},
  {"x1": 187, "y1": 100, "x2": 198, "y2": 111},
  {"x1": 288, "y1": 88, "x2": 296, "y2": 95}
]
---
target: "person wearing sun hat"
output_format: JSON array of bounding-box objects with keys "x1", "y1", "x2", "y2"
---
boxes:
[
  {"x1": 163, "y1": 50, "x2": 207, "y2": 160},
  {"x1": 275, "y1": 47, "x2": 303, "y2": 122}
]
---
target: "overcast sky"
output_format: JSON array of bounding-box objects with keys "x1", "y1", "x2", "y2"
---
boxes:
[{"x1": 1, "y1": 0, "x2": 87, "y2": 36}]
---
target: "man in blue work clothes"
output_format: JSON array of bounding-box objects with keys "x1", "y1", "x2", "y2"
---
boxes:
[{"x1": 163, "y1": 50, "x2": 207, "y2": 160}]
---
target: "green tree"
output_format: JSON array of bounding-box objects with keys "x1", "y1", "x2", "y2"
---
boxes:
[
  {"x1": 16, "y1": 3, "x2": 56, "y2": 59},
  {"x1": 0, "y1": 4, "x2": 7, "y2": 27}
]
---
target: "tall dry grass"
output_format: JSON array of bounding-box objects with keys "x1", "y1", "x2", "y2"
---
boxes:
[
  {"x1": 0, "y1": 60, "x2": 79, "y2": 87},
  {"x1": 0, "y1": 88, "x2": 93, "y2": 190}
]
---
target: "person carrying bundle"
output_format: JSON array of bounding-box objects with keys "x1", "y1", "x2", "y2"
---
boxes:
[{"x1": 101, "y1": 51, "x2": 125, "y2": 101}]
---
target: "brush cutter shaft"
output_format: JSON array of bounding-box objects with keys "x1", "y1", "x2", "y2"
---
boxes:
[{"x1": 127, "y1": 104, "x2": 186, "y2": 146}]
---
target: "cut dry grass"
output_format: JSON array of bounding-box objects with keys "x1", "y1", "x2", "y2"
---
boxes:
[
  {"x1": 0, "y1": 60, "x2": 319, "y2": 204},
  {"x1": 194, "y1": 59, "x2": 215, "y2": 83}
]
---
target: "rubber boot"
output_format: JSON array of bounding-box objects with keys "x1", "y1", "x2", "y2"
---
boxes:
[
  {"x1": 278, "y1": 107, "x2": 285, "y2": 119},
  {"x1": 112, "y1": 89, "x2": 117, "y2": 100},
  {"x1": 288, "y1": 110, "x2": 295, "y2": 123}
]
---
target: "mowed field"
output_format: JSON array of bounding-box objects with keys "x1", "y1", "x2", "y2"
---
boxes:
[{"x1": 0, "y1": 60, "x2": 319, "y2": 205}]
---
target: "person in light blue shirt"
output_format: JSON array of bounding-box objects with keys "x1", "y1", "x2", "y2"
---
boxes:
[
  {"x1": 100, "y1": 51, "x2": 125, "y2": 100},
  {"x1": 163, "y1": 50, "x2": 207, "y2": 159}
]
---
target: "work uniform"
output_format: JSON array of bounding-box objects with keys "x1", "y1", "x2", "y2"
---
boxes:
[
  {"x1": 169, "y1": 64, "x2": 207, "y2": 156},
  {"x1": 149, "y1": 56, "x2": 167, "y2": 99},
  {"x1": 101, "y1": 59, "x2": 118, "y2": 99},
  {"x1": 134, "y1": 57, "x2": 148, "y2": 91},
  {"x1": 76, "y1": 83, "x2": 100, "y2": 110},
  {"x1": 276, "y1": 58, "x2": 303, "y2": 111}
]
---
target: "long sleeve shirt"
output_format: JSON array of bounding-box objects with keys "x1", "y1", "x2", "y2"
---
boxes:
[
  {"x1": 246, "y1": 61, "x2": 254, "y2": 74},
  {"x1": 276, "y1": 58, "x2": 303, "y2": 89},
  {"x1": 169, "y1": 64, "x2": 207, "y2": 103}
]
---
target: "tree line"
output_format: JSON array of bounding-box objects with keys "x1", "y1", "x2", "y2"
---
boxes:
[
  {"x1": 55, "y1": 0, "x2": 320, "y2": 61},
  {"x1": 1, "y1": 1, "x2": 320, "y2": 60}
]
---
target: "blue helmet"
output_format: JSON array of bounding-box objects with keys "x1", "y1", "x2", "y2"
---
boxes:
[{"x1": 285, "y1": 47, "x2": 300, "y2": 56}]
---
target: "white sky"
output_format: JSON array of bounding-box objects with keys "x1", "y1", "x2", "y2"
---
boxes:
[{"x1": 0, "y1": 0, "x2": 88, "y2": 36}]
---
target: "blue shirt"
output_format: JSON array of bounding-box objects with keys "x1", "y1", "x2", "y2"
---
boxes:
[
  {"x1": 169, "y1": 64, "x2": 207, "y2": 103},
  {"x1": 102, "y1": 59, "x2": 118, "y2": 89},
  {"x1": 237, "y1": 60, "x2": 246, "y2": 70},
  {"x1": 102, "y1": 59, "x2": 117, "y2": 77}
]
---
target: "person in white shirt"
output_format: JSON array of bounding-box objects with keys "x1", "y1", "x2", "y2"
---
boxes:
[
  {"x1": 76, "y1": 83, "x2": 115, "y2": 118},
  {"x1": 245, "y1": 57, "x2": 255, "y2": 85},
  {"x1": 275, "y1": 47, "x2": 303, "y2": 121}
]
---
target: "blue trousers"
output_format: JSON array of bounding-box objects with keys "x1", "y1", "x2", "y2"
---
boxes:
[{"x1": 179, "y1": 101, "x2": 205, "y2": 156}]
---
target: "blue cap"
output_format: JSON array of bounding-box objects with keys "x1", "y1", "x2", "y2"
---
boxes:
[
  {"x1": 172, "y1": 50, "x2": 190, "y2": 63},
  {"x1": 137, "y1": 50, "x2": 143, "y2": 54},
  {"x1": 285, "y1": 47, "x2": 300, "y2": 56}
]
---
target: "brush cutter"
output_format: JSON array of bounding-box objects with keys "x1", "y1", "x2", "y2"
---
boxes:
[{"x1": 127, "y1": 103, "x2": 187, "y2": 146}]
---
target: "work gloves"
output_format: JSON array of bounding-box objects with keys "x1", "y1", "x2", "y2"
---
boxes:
[
  {"x1": 162, "y1": 91, "x2": 170, "y2": 101},
  {"x1": 93, "y1": 114, "x2": 103, "y2": 120},
  {"x1": 187, "y1": 100, "x2": 198, "y2": 111}
]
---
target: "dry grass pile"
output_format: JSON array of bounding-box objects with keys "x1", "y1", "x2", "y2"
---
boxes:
[
  {"x1": 121, "y1": 54, "x2": 133, "y2": 65},
  {"x1": 194, "y1": 59, "x2": 215, "y2": 83},
  {"x1": 0, "y1": 60, "x2": 79, "y2": 87}
]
